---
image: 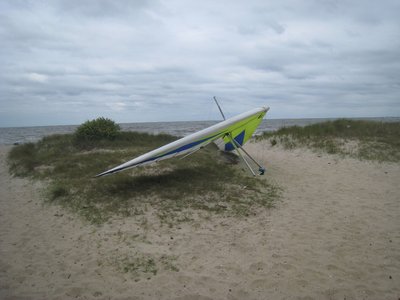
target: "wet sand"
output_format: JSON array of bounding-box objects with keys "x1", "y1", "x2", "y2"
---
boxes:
[{"x1": 1, "y1": 143, "x2": 399, "y2": 299}]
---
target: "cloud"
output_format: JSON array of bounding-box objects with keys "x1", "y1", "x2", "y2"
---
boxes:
[
  {"x1": 0, "y1": 0, "x2": 399, "y2": 126},
  {"x1": 26, "y1": 72, "x2": 48, "y2": 83}
]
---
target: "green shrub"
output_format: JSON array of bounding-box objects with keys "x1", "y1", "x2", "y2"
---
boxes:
[{"x1": 74, "y1": 117, "x2": 120, "y2": 142}]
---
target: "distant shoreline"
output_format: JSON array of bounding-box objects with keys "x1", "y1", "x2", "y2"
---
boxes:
[
  {"x1": 1, "y1": 117, "x2": 399, "y2": 145},
  {"x1": 1, "y1": 116, "x2": 399, "y2": 129}
]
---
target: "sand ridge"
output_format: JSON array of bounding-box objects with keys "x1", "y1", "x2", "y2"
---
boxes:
[{"x1": 1, "y1": 143, "x2": 399, "y2": 299}]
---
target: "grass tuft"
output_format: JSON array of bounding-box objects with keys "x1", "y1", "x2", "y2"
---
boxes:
[
  {"x1": 48, "y1": 182, "x2": 69, "y2": 201},
  {"x1": 115, "y1": 254, "x2": 179, "y2": 279},
  {"x1": 7, "y1": 142, "x2": 37, "y2": 176},
  {"x1": 119, "y1": 256, "x2": 158, "y2": 276}
]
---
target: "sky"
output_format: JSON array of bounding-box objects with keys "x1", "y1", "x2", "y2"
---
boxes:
[{"x1": 0, "y1": 0, "x2": 399, "y2": 127}]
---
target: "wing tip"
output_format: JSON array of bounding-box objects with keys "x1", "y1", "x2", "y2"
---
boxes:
[
  {"x1": 94, "y1": 171, "x2": 107, "y2": 178},
  {"x1": 94, "y1": 168, "x2": 117, "y2": 178}
]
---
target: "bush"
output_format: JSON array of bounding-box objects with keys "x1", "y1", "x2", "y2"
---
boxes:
[{"x1": 74, "y1": 117, "x2": 120, "y2": 142}]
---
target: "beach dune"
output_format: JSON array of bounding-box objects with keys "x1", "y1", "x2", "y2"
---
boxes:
[{"x1": 1, "y1": 142, "x2": 399, "y2": 299}]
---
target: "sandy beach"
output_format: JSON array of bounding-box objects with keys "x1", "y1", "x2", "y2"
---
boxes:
[{"x1": 1, "y1": 142, "x2": 399, "y2": 299}]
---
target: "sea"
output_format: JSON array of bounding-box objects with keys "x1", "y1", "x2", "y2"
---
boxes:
[{"x1": 0, "y1": 117, "x2": 398, "y2": 145}]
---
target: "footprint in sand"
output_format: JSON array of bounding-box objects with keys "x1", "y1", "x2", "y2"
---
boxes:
[
  {"x1": 250, "y1": 278, "x2": 278, "y2": 290},
  {"x1": 248, "y1": 261, "x2": 268, "y2": 273},
  {"x1": 173, "y1": 295, "x2": 213, "y2": 300}
]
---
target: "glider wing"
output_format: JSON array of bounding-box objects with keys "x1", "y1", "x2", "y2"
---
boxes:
[{"x1": 95, "y1": 106, "x2": 269, "y2": 177}]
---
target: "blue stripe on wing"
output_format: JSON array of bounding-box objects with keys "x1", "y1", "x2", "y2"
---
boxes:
[
  {"x1": 224, "y1": 130, "x2": 245, "y2": 151},
  {"x1": 134, "y1": 132, "x2": 223, "y2": 167}
]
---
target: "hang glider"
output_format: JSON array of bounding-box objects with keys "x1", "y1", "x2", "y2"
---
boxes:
[{"x1": 96, "y1": 104, "x2": 269, "y2": 177}]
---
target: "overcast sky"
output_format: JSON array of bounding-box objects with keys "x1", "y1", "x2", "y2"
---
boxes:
[{"x1": 1, "y1": 0, "x2": 399, "y2": 127}]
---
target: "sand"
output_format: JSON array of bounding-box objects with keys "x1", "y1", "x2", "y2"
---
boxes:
[{"x1": 0, "y1": 142, "x2": 399, "y2": 300}]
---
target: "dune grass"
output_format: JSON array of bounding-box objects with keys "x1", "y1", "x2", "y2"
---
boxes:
[
  {"x1": 258, "y1": 119, "x2": 400, "y2": 162},
  {"x1": 7, "y1": 131, "x2": 280, "y2": 224}
]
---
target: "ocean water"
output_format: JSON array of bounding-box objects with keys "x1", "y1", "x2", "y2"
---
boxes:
[{"x1": 0, "y1": 117, "x2": 398, "y2": 145}]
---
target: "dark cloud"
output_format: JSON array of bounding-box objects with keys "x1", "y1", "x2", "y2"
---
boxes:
[{"x1": 0, "y1": 0, "x2": 399, "y2": 126}]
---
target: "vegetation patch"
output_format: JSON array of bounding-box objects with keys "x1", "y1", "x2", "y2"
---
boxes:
[
  {"x1": 114, "y1": 253, "x2": 179, "y2": 280},
  {"x1": 258, "y1": 119, "x2": 400, "y2": 162},
  {"x1": 7, "y1": 119, "x2": 280, "y2": 224}
]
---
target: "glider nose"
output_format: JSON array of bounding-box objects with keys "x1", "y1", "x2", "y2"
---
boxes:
[{"x1": 262, "y1": 106, "x2": 270, "y2": 112}]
